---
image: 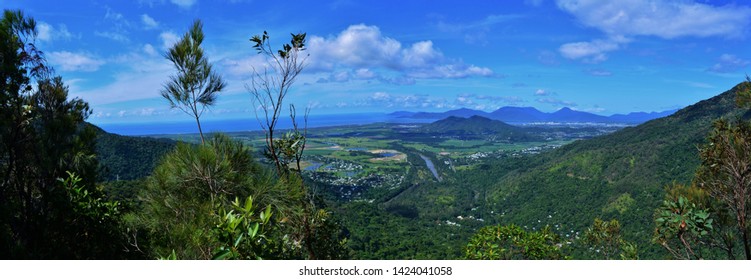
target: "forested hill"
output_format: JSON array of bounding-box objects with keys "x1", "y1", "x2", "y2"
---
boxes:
[
  {"x1": 90, "y1": 123, "x2": 176, "y2": 181},
  {"x1": 419, "y1": 115, "x2": 535, "y2": 141},
  {"x1": 477, "y1": 83, "x2": 745, "y2": 256},
  {"x1": 389, "y1": 83, "x2": 747, "y2": 258}
]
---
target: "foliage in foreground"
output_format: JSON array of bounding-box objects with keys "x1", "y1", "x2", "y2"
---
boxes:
[{"x1": 465, "y1": 224, "x2": 567, "y2": 260}]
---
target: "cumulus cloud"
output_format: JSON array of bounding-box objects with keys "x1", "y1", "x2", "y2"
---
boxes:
[
  {"x1": 37, "y1": 22, "x2": 74, "y2": 42},
  {"x1": 707, "y1": 54, "x2": 750, "y2": 73},
  {"x1": 141, "y1": 14, "x2": 159, "y2": 29},
  {"x1": 48, "y1": 51, "x2": 105, "y2": 72},
  {"x1": 556, "y1": 0, "x2": 751, "y2": 62},
  {"x1": 535, "y1": 89, "x2": 552, "y2": 96},
  {"x1": 307, "y1": 24, "x2": 493, "y2": 80}
]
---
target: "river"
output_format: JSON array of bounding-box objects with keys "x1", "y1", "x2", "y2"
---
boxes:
[{"x1": 419, "y1": 154, "x2": 441, "y2": 182}]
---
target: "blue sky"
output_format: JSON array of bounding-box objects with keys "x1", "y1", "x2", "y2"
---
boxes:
[{"x1": 6, "y1": 0, "x2": 751, "y2": 124}]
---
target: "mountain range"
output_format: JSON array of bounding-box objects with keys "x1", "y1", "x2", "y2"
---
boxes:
[{"x1": 389, "y1": 106, "x2": 678, "y2": 124}]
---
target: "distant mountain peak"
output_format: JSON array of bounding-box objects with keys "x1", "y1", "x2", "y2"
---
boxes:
[{"x1": 391, "y1": 105, "x2": 678, "y2": 124}]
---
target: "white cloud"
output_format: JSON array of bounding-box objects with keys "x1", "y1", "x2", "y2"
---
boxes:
[
  {"x1": 315, "y1": 68, "x2": 416, "y2": 85},
  {"x1": 72, "y1": 58, "x2": 172, "y2": 105},
  {"x1": 307, "y1": 24, "x2": 493, "y2": 80},
  {"x1": 160, "y1": 31, "x2": 180, "y2": 50},
  {"x1": 308, "y1": 24, "x2": 401, "y2": 70},
  {"x1": 37, "y1": 22, "x2": 74, "y2": 42},
  {"x1": 535, "y1": 89, "x2": 550, "y2": 96},
  {"x1": 556, "y1": 0, "x2": 751, "y2": 39},
  {"x1": 143, "y1": 44, "x2": 158, "y2": 56},
  {"x1": 104, "y1": 8, "x2": 124, "y2": 21},
  {"x1": 317, "y1": 71, "x2": 352, "y2": 83},
  {"x1": 48, "y1": 51, "x2": 105, "y2": 72},
  {"x1": 707, "y1": 54, "x2": 750, "y2": 73},
  {"x1": 37, "y1": 22, "x2": 52, "y2": 41},
  {"x1": 171, "y1": 0, "x2": 197, "y2": 8},
  {"x1": 401, "y1": 41, "x2": 443, "y2": 68},
  {"x1": 330, "y1": 91, "x2": 525, "y2": 110},
  {"x1": 556, "y1": 0, "x2": 751, "y2": 63},
  {"x1": 354, "y1": 68, "x2": 376, "y2": 79},
  {"x1": 141, "y1": 14, "x2": 159, "y2": 29},
  {"x1": 409, "y1": 64, "x2": 493, "y2": 79},
  {"x1": 575, "y1": 106, "x2": 606, "y2": 113},
  {"x1": 221, "y1": 55, "x2": 271, "y2": 77},
  {"x1": 559, "y1": 38, "x2": 620, "y2": 63}
]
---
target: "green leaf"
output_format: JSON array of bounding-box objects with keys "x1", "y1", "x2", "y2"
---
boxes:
[
  {"x1": 212, "y1": 249, "x2": 232, "y2": 260},
  {"x1": 234, "y1": 233, "x2": 244, "y2": 247}
]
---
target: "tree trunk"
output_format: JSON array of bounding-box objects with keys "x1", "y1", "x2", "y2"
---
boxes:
[
  {"x1": 742, "y1": 227, "x2": 751, "y2": 260},
  {"x1": 195, "y1": 116, "x2": 205, "y2": 145}
]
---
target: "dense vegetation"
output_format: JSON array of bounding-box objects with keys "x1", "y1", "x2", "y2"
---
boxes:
[
  {"x1": 419, "y1": 115, "x2": 535, "y2": 141},
  {"x1": 0, "y1": 10, "x2": 126, "y2": 258},
  {"x1": 93, "y1": 125, "x2": 176, "y2": 181}
]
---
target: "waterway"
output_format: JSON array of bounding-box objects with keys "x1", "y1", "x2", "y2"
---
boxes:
[{"x1": 419, "y1": 154, "x2": 441, "y2": 182}]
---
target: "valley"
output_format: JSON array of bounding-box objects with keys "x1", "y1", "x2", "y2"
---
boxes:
[
  {"x1": 90, "y1": 83, "x2": 751, "y2": 260},
  {"x1": 145, "y1": 116, "x2": 630, "y2": 258},
  {"x1": 154, "y1": 119, "x2": 620, "y2": 203}
]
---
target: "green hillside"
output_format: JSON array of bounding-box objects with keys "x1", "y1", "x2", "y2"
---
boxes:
[
  {"x1": 420, "y1": 115, "x2": 536, "y2": 141},
  {"x1": 387, "y1": 83, "x2": 747, "y2": 258},
  {"x1": 91, "y1": 124, "x2": 177, "y2": 181}
]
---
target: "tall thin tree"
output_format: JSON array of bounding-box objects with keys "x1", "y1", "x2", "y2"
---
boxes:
[{"x1": 161, "y1": 19, "x2": 226, "y2": 144}]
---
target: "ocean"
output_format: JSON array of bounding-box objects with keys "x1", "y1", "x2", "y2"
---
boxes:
[{"x1": 96, "y1": 113, "x2": 431, "y2": 136}]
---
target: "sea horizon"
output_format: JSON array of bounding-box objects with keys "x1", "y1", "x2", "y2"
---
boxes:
[{"x1": 95, "y1": 112, "x2": 434, "y2": 136}]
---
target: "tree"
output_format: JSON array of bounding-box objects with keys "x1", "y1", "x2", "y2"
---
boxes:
[
  {"x1": 653, "y1": 191, "x2": 714, "y2": 260},
  {"x1": 465, "y1": 224, "x2": 567, "y2": 260},
  {"x1": 135, "y1": 134, "x2": 313, "y2": 259},
  {"x1": 161, "y1": 19, "x2": 226, "y2": 144},
  {"x1": 583, "y1": 218, "x2": 638, "y2": 260},
  {"x1": 695, "y1": 116, "x2": 751, "y2": 259},
  {"x1": 1, "y1": 10, "x2": 125, "y2": 258},
  {"x1": 246, "y1": 31, "x2": 326, "y2": 259},
  {"x1": 247, "y1": 31, "x2": 308, "y2": 175},
  {"x1": 654, "y1": 182, "x2": 738, "y2": 259}
]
